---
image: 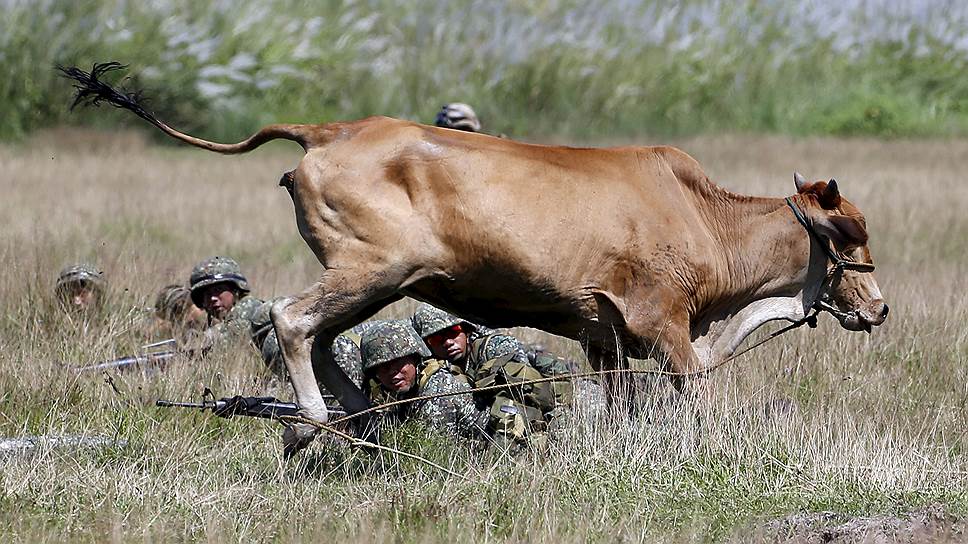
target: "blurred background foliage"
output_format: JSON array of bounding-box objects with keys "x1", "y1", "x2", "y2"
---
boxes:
[{"x1": 3, "y1": 0, "x2": 968, "y2": 141}]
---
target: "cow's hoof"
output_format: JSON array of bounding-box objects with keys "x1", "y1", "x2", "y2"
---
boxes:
[{"x1": 282, "y1": 422, "x2": 319, "y2": 458}]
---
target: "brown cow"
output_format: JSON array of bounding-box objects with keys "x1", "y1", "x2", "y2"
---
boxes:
[{"x1": 62, "y1": 64, "x2": 888, "y2": 454}]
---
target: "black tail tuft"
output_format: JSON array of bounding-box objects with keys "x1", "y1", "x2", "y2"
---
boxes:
[{"x1": 57, "y1": 62, "x2": 159, "y2": 126}]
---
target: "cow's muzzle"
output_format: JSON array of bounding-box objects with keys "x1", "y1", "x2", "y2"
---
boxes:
[
  {"x1": 828, "y1": 299, "x2": 889, "y2": 333},
  {"x1": 816, "y1": 296, "x2": 888, "y2": 332}
]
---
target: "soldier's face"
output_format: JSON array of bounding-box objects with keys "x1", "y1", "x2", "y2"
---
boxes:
[
  {"x1": 425, "y1": 325, "x2": 468, "y2": 362},
  {"x1": 375, "y1": 356, "x2": 419, "y2": 393},
  {"x1": 201, "y1": 284, "x2": 237, "y2": 320},
  {"x1": 61, "y1": 282, "x2": 98, "y2": 311}
]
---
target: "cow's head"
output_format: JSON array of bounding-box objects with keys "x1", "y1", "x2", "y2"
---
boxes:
[{"x1": 794, "y1": 173, "x2": 889, "y2": 332}]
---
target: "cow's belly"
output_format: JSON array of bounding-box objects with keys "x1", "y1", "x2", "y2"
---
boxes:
[{"x1": 402, "y1": 272, "x2": 603, "y2": 340}]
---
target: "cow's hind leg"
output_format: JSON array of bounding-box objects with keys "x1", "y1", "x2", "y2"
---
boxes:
[{"x1": 271, "y1": 267, "x2": 402, "y2": 454}]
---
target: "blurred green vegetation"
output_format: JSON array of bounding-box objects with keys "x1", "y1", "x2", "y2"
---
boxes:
[{"x1": 5, "y1": 0, "x2": 968, "y2": 141}]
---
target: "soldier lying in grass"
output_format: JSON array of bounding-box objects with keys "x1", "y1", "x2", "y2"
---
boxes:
[
  {"x1": 55, "y1": 262, "x2": 106, "y2": 313},
  {"x1": 362, "y1": 318, "x2": 555, "y2": 453}
]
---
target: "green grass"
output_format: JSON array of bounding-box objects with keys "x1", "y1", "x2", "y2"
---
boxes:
[{"x1": 4, "y1": 0, "x2": 968, "y2": 142}]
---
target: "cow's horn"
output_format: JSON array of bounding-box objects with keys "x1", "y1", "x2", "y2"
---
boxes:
[{"x1": 794, "y1": 172, "x2": 807, "y2": 191}]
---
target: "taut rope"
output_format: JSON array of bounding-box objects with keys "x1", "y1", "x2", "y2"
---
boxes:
[{"x1": 317, "y1": 309, "x2": 820, "y2": 426}]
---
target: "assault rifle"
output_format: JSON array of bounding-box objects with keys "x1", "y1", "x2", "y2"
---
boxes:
[
  {"x1": 76, "y1": 339, "x2": 201, "y2": 373},
  {"x1": 156, "y1": 393, "x2": 346, "y2": 420}
]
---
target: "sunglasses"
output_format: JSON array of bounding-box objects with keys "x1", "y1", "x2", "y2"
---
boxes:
[{"x1": 425, "y1": 324, "x2": 463, "y2": 345}]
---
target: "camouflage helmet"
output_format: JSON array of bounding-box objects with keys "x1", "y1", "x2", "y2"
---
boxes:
[
  {"x1": 434, "y1": 103, "x2": 481, "y2": 132},
  {"x1": 154, "y1": 284, "x2": 193, "y2": 322},
  {"x1": 55, "y1": 263, "x2": 105, "y2": 295},
  {"x1": 360, "y1": 319, "x2": 431, "y2": 372},
  {"x1": 411, "y1": 303, "x2": 473, "y2": 339},
  {"x1": 189, "y1": 256, "x2": 250, "y2": 307}
]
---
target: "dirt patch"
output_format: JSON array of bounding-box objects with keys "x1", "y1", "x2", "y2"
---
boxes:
[
  {"x1": 743, "y1": 505, "x2": 965, "y2": 543},
  {"x1": 0, "y1": 434, "x2": 126, "y2": 455}
]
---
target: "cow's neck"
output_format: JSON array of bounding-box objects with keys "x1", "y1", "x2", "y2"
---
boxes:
[
  {"x1": 689, "y1": 191, "x2": 828, "y2": 365},
  {"x1": 725, "y1": 195, "x2": 817, "y2": 297}
]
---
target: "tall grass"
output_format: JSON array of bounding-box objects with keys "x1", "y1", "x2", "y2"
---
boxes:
[
  {"x1": 0, "y1": 131, "x2": 966, "y2": 541},
  {"x1": 4, "y1": 0, "x2": 968, "y2": 141}
]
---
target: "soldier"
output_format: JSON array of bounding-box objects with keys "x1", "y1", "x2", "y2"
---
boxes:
[
  {"x1": 188, "y1": 256, "x2": 263, "y2": 344},
  {"x1": 361, "y1": 319, "x2": 486, "y2": 440},
  {"x1": 152, "y1": 284, "x2": 207, "y2": 338},
  {"x1": 248, "y1": 299, "x2": 365, "y2": 391},
  {"x1": 410, "y1": 303, "x2": 571, "y2": 382},
  {"x1": 434, "y1": 103, "x2": 481, "y2": 133},
  {"x1": 411, "y1": 305, "x2": 610, "y2": 433},
  {"x1": 409, "y1": 304, "x2": 566, "y2": 450},
  {"x1": 55, "y1": 263, "x2": 106, "y2": 312}
]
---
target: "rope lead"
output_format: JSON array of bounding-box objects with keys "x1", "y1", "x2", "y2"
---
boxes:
[{"x1": 328, "y1": 309, "x2": 822, "y2": 426}]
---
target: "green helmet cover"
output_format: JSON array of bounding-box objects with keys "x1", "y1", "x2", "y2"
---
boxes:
[
  {"x1": 189, "y1": 256, "x2": 250, "y2": 307},
  {"x1": 361, "y1": 319, "x2": 431, "y2": 372},
  {"x1": 411, "y1": 303, "x2": 471, "y2": 339},
  {"x1": 154, "y1": 283, "x2": 193, "y2": 322},
  {"x1": 55, "y1": 262, "x2": 106, "y2": 298}
]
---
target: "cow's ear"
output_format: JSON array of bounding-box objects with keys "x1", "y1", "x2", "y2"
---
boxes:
[
  {"x1": 794, "y1": 172, "x2": 808, "y2": 192},
  {"x1": 818, "y1": 215, "x2": 868, "y2": 250},
  {"x1": 818, "y1": 179, "x2": 841, "y2": 209}
]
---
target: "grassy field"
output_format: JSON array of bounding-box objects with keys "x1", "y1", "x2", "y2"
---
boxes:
[{"x1": 1, "y1": 129, "x2": 967, "y2": 542}]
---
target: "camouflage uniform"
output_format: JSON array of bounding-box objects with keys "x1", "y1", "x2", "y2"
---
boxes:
[
  {"x1": 571, "y1": 378, "x2": 607, "y2": 417},
  {"x1": 249, "y1": 298, "x2": 365, "y2": 390},
  {"x1": 204, "y1": 297, "x2": 262, "y2": 343},
  {"x1": 361, "y1": 319, "x2": 486, "y2": 440},
  {"x1": 410, "y1": 304, "x2": 570, "y2": 450},
  {"x1": 151, "y1": 283, "x2": 205, "y2": 342},
  {"x1": 55, "y1": 262, "x2": 106, "y2": 307},
  {"x1": 249, "y1": 298, "x2": 284, "y2": 373},
  {"x1": 410, "y1": 303, "x2": 572, "y2": 380},
  {"x1": 524, "y1": 345, "x2": 576, "y2": 378},
  {"x1": 188, "y1": 256, "x2": 264, "y2": 345},
  {"x1": 154, "y1": 284, "x2": 192, "y2": 323},
  {"x1": 410, "y1": 304, "x2": 520, "y2": 379}
]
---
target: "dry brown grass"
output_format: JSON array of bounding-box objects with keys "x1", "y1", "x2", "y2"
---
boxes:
[{"x1": 0, "y1": 129, "x2": 966, "y2": 542}]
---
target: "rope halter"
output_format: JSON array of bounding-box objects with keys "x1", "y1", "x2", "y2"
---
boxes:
[{"x1": 784, "y1": 196, "x2": 875, "y2": 320}]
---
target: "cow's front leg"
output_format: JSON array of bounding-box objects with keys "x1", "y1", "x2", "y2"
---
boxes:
[
  {"x1": 658, "y1": 329, "x2": 706, "y2": 394},
  {"x1": 652, "y1": 327, "x2": 712, "y2": 410},
  {"x1": 272, "y1": 296, "x2": 330, "y2": 453},
  {"x1": 271, "y1": 268, "x2": 401, "y2": 456},
  {"x1": 627, "y1": 309, "x2": 708, "y2": 399},
  {"x1": 585, "y1": 340, "x2": 635, "y2": 413}
]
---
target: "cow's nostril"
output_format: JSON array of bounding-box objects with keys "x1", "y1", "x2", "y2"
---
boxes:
[{"x1": 880, "y1": 304, "x2": 890, "y2": 318}]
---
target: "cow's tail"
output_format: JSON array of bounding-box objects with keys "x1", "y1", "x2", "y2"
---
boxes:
[{"x1": 58, "y1": 62, "x2": 314, "y2": 154}]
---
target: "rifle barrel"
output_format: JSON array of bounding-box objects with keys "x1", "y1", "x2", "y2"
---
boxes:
[
  {"x1": 156, "y1": 400, "x2": 210, "y2": 409},
  {"x1": 76, "y1": 350, "x2": 179, "y2": 373},
  {"x1": 142, "y1": 338, "x2": 177, "y2": 351}
]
